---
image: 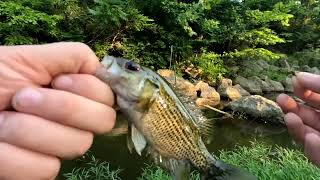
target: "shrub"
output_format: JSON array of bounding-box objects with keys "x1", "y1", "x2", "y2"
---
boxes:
[{"x1": 195, "y1": 52, "x2": 227, "y2": 84}]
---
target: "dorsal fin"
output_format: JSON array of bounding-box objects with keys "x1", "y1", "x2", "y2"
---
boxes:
[{"x1": 145, "y1": 68, "x2": 200, "y2": 129}]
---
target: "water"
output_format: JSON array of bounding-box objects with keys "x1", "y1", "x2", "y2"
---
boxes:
[{"x1": 59, "y1": 112, "x2": 298, "y2": 179}]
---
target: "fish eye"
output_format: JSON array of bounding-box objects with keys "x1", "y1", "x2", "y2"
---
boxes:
[{"x1": 125, "y1": 61, "x2": 140, "y2": 71}]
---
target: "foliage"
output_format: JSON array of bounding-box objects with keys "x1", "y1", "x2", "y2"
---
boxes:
[
  {"x1": 63, "y1": 154, "x2": 122, "y2": 180},
  {"x1": 195, "y1": 52, "x2": 227, "y2": 83},
  {"x1": 219, "y1": 141, "x2": 320, "y2": 180},
  {"x1": 288, "y1": 48, "x2": 320, "y2": 68},
  {"x1": 0, "y1": 1, "x2": 63, "y2": 45},
  {"x1": 0, "y1": 0, "x2": 319, "y2": 78}
]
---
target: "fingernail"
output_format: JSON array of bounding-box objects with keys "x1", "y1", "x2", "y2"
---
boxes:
[
  {"x1": 297, "y1": 72, "x2": 317, "y2": 79},
  {"x1": 13, "y1": 88, "x2": 43, "y2": 108},
  {"x1": 53, "y1": 75, "x2": 73, "y2": 89}
]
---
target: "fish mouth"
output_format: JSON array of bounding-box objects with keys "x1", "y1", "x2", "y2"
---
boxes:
[{"x1": 100, "y1": 56, "x2": 114, "y2": 69}]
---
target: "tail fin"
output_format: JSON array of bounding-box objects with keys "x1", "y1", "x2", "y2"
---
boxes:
[{"x1": 202, "y1": 160, "x2": 257, "y2": 180}]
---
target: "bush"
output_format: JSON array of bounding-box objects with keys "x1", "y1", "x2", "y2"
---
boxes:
[
  {"x1": 195, "y1": 52, "x2": 227, "y2": 84},
  {"x1": 288, "y1": 48, "x2": 320, "y2": 68}
]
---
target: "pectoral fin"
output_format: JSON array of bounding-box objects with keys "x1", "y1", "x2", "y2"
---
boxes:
[{"x1": 131, "y1": 125, "x2": 147, "y2": 155}]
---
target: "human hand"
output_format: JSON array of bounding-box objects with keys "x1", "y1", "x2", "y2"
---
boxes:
[
  {"x1": 277, "y1": 72, "x2": 320, "y2": 166},
  {"x1": 0, "y1": 42, "x2": 116, "y2": 179}
]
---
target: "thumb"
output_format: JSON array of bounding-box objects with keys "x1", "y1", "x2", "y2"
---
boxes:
[{"x1": 0, "y1": 42, "x2": 101, "y2": 85}]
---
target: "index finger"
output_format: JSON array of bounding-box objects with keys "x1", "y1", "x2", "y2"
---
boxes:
[
  {"x1": 0, "y1": 42, "x2": 101, "y2": 85},
  {"x1": 295, "y1": 73, "x2": 320, "y2": 109}
]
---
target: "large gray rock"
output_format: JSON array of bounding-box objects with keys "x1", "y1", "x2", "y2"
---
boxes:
[
  {"x1": 265, "y1": 79, "x2": 285, "y2": 92},
  {"x1": 310, "y1": 67, "x2": 320, "y2": 75},
  {"x1": 251, "y1": 76, "x2": 273, "y2": 92},
  {"x1": 234, "y1": 76, "x2": 262, "y2": 94},
  {"x1": 256, "y1": 60, "x2": 270, "y2": 70},
  {"x1": 243, "y1": 61, "x2": 264, "y2": 72},
  {"x1": 229, "y1": 95, "x2": 284, "y2": 124},
  {"x1": 234, "y1": 84, "x2": 250, "y2": 96},
  {"x1": 282, "y1": 77, "x2": 293, "y2": 93},
  {"x1": 301, "y1": 65, "x2": 311, "y2": 72}
]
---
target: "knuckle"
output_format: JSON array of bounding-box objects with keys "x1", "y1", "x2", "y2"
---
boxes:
[{"x1": 97, "y1": 108, "x2": 116, "y2": 134}]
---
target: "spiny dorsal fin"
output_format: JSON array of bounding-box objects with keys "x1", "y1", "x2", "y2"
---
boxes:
[{"x1": 131, "y1": 125, "x2": 147, "y2": 156}]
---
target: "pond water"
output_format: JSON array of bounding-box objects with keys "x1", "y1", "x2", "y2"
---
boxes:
[{"x1": 58, "y1": 109, "x2": 299, "y2": 180}]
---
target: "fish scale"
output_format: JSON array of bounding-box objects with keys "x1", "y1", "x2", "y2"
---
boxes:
[
  {"x1": 143, "y1": 85, "x2": 209, "y2": 170},
  {"x1": 96, "y1": 56, "x2": 257, "y2": 180}
]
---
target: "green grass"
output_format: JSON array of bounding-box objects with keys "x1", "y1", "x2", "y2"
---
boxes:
[
  {"x1": 64, "y1": 141, "x2": 320, "y2": 180},
  {"x1": 63, "y1": 154, "x2": 121, "y2": 180},
  {"x1": 138, "y1": 164, "x2": 200, "y2": 180},
  {"x1": 219, "y1": 141, "x2": 320, "y2": 180}
]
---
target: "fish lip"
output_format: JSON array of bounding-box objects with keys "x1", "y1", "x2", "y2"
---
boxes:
[{"x1": 100, "y1": 56, "x2": 114, "y2": 69}]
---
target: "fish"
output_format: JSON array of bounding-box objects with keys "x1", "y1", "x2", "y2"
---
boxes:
[{"x1": 95, "y1": 56, "x2": 257, "y2": 180}]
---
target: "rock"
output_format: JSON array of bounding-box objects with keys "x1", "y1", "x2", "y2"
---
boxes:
[
  {"x1": 228, "y1": 95, "x2": 284, "y2": 124},
  {"x1": 173, "y1": 78, "x2": 197, "y2": 98},
  {"x1": 265, "y1": 79, "x2": 285, "y2": 92},
  {"x1": 251, "y1": 76, "x2": 273, "y2": 92},
  {"x1": 219, "y1": 78, "x2": 233, "y2": 89},
  {"x1": 195, "y1": 81, "x2": 220, "y2": 106},
  {"x1": 234, "y1": 84, "x2": 250, "y2": 96},
  {"x1": 243, "y1": 61, "x2": 264, "y2": 72},
  {"x1": 282, "y1": 77, "x2": 293, "y2": 93},
  {"x1": 234, "y1": 76, "x2": 262, "y2": 94},
  {"x1": 225, "y1": 87, "x2": 242, "y2": 101},
  {"x1": 201, "y1": 86, "x2": 220, "y2": 101},
  {"x1": 301, "y1": 65, "x2": 312, "y2": 72},
  {"x1": 256, "y1": 60, "x2": 270, "y2": 70},
  {"x1": 196, "y1": 98, "x2": 220, "y2": 108},
  {"x1": 195, "y1": 81, "x2": 210, "y2": 92},
  {"x1": 310, "y1": 67, "x2": 320, "y2": 75},
  {"x1": 217, "y1": 78, "x2": 241, "y2": 101},
  {"x1": 157, "y1": 69, "x2": 175, "y2": 78}
]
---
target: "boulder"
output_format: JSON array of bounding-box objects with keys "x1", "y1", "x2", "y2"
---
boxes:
[
  {"x1": 217, "y1": 79, "x2": 242, "y2": 101},
  {"x1": 301, "y1": 65, "x2": 311, "y2": 72},
  {"x1": 219, "y1": 78, "x2": 233, "y2": 89},
  {"x1": 234, "y1": 76, "x2": 262, "y2": 94},
  {"x1": 256, "y1": 60, "x2": 270, "y2": 70},
  {"x1": 251, "y1": 76, "x2": 273, "y2": 92},
  {"x1": 234, "y1": 84, "x2": 250, "y2": 96},
  {"x1": 282, "y1": 77, "x2": 293, "y2": 93},
  {"x1": 195, "y1": 81, "x2": 220, "y2": 107},
  {"x1": 310, "y1": 67, "x2": 320, "y2": 75},
  {"x1": 228, "y1": 95, "x2": 284, "y2": 124},
  {"x1": 225, "y1": 87, "x2": 242, "y2": 101},
  {"x1": 157, "y1": 69, "x2": 175, "y2": 78},
  {"x1": 172, "y1": 78, "x2": 197, "y2": 99},
  {"x1": 243, "y1": 61, "x2": 264, "y2": 72},
  {"x1": 265, "y1": 79, "x2": 285, "y2": 92},
  {"x1": 196, "y1": 98, "x2": 220, "y2": 108}
]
